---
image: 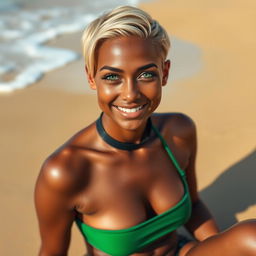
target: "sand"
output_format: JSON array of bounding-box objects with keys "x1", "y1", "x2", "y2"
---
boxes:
[{"x1": 0, "y1": 0, "x2": 255, "y2": 255}]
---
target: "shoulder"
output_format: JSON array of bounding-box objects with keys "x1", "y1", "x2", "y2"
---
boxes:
[
  {"x1": 37, "y1": 145, "x2": 90, "y2": 194},
  {"x1": 36, "y1": 120, "x2": 100, "y2": 194},
  {"x1": 153, "y1": 112, "x2": 196, "y2": 140}
]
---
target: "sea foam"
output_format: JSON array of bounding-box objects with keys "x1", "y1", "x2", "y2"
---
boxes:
[
  {"x1": 0, "y1": 0, "x2": 142, "y2": 93},
  {"x1": 0, "y1": 0, "x2": 201, "y2": 94}
]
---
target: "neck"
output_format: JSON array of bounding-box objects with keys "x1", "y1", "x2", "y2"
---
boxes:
[
  {"x1": 103, "y1": 113, "x2": 149, "y2": 143},
  {"x1": 96, "y1": 113, "x2": 153, "y2": 151}
]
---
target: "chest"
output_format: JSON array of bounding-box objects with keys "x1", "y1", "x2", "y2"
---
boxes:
[{"x1": 76, "y1": 142, "x2": 189, "y2": 217}]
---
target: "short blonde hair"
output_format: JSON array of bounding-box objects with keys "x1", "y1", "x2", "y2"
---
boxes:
[{"x1": 82, "y1": 6, "x2": 170, "y2": 77}]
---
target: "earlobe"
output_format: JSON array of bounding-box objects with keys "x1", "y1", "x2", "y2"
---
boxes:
[
  {"x1": 162, "y1": 60, "x2": 171, "y2": 86},
  {"x1": 85, "y1": 66, "x2": 97, "y2": 90}
]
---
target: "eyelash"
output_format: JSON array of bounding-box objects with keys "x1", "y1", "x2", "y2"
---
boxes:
[
  {"x1": 138, "y1": 71, "x2": 156, "y2": 79},
  {"x1": 101, "y1": 71, "x2": 157, "y2": 82},
  {"x1": 102, "y1": 73, "x2": 120, "y2": 81}
]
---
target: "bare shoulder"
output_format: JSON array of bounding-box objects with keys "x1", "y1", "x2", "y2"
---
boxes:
[
  {"x1": 36, "y1": 123, "x2": 97, "y2": 194},
  {"x1": 36, "y1": 139, "x2": 93, "y2": 201},
  {"x1": 153, "y1": 112, "x2": 196, "y2": 140},
  {"x1": 153, "y1": 113, "x2": 198, "y2": 182}
]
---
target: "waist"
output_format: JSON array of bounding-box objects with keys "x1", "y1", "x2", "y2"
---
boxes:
[{"x1": 85, "y1": 231, "x2": 180, "y2": 256}]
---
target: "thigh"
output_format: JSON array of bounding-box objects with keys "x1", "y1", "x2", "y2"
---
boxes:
[
  {"x1": 184, "y1": 220, "x2": 256, "y2": 256},
  {"x1": 177, "y1": 241, "x2": 197, "y2": 256}
]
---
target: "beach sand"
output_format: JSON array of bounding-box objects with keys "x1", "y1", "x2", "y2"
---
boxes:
[{"x1": 0, "y1": 0, "x2": 255, "y2": 255}]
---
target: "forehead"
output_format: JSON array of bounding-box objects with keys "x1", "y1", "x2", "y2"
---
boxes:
[{"x1": 96, "y1": 36, "x2": 162, "y2": 71}]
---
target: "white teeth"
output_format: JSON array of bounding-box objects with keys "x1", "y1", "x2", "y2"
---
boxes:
[{"x1": 116, "y1": 105, "x2": 144, "y2": 113}]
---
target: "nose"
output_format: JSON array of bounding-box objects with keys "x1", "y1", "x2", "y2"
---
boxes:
[{"x1": 121, "y1": 78, "x2": 140, "y2": 102}]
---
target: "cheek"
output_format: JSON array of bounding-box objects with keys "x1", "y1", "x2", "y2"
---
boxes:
[
  {"x1": 97, "y1": 84, "x2": 118, "y2": 104},
  {"x1": 142, "y1": 82, "x2": 162, "y2": 103}
]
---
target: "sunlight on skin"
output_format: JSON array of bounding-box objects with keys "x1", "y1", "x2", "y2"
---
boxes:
[
  {"x1": 50, "y1": 168, "x2": 60, "y2": 179},
  {"x1": 113, "y1": 47, "x2": 122, "y2": 56}
]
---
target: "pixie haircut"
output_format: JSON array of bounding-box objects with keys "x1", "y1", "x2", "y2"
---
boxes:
[{"x1": 82, "y1": 5, "x2": 170, "y2": 77}]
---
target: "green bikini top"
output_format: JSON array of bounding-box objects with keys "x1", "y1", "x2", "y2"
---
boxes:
[{"x1": 76, "y1": 124, "x2": 192, "y2": 256}]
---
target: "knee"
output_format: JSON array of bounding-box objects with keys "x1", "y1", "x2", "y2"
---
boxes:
[{"x1": 225, "y1": 219, "x2": 256, "y2": 253}]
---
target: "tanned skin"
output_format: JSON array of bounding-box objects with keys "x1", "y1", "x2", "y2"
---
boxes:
[{"x1": 35, "y1": 36, "x2": 256, "y2": 256}]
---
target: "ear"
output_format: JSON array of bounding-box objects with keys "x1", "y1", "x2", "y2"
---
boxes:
[
  {"x1": 85, "y1": 66, "x2": 97, "y2": 90},
  {"x1": 162, "y1": 60, "x2": 171, "y2": 86}
]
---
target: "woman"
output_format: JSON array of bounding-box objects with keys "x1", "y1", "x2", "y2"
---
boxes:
[{"x1": 35, "y1": 6, "x2": 256, "y2": 256}]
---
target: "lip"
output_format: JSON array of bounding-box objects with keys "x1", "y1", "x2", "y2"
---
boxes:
[{"x1": 113, "y1": 104, "x2": 147, "y2": 118}]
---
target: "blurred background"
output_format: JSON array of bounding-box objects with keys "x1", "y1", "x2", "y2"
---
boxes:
[{"x1": 0, "y1": 0, "x2": 255, "y2": 255}]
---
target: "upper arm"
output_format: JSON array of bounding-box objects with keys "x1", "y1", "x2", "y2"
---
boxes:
[
  {"x1": 34, "y1": 151, "x2": 81, "y2": 255},
  {"x1": 183, "y1": 116, "x2": 199, "y2": 204},
  {"x1": 165, "y1": 114, "x2": 219, "y2": 238},
  {"x1": 171, "y1": 113, "x2": 199, "y2": 203},
  {"x1": 178, "y1": 115, "x2": 220, "y2": 237}
]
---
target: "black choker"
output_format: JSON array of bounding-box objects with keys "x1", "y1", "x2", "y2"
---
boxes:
[{"x1": 96, "y1": 113, "x2": 153, "y2": 151}]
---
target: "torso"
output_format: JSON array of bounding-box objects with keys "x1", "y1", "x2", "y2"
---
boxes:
[{"x1": 55, "y1": 113, "x2": 193, "y2": 256}]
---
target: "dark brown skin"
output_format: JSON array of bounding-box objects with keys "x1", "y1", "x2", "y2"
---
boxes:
[{"x1": 35, "y1": 36, "x2": 256, "y2": 256}]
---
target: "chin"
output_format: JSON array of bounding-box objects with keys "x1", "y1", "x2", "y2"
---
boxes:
[{"x1": 116, "y1": 117, "x2": 149, "y2": 131}]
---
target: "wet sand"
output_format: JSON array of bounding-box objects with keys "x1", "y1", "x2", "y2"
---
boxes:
[{"x1": 1, "y1": 0, "x2": 255, "y2": 255}]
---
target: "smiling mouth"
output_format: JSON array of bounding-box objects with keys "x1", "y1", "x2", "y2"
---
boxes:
[{"x1": 114, "y1": 104, "x2": 146, "y2": 113}]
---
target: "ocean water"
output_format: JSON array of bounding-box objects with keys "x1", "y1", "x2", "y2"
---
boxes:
[
  {"x1": 0, "y1": 0, "x2": 201, "y2": 94},
  {"x1": 0, "y1": 0, "x2": 145, "y2": 93}
]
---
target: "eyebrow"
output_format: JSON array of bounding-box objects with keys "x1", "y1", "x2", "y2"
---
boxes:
[
  {"x1": 99, "y1": 66, "x2": 123, "y2": 73},
  {"x1": 99, "y1": 63, "x2": 157, "y2": 73}
]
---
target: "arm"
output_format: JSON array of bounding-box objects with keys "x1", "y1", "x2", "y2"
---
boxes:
[
  {"x1": 34, "y1": 153, "x2": 77, "y2": 256},
  {"x1": 183, "y1": 117, "x2": 219, "y2": 241}
]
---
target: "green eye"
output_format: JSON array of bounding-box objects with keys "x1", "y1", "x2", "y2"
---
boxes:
[
  {"x1": 139, "y1": 72, "x2": 155, "y2": 79},
  {"x1": 103, "y1": 74, "x2": 119, "y2": 81}
]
